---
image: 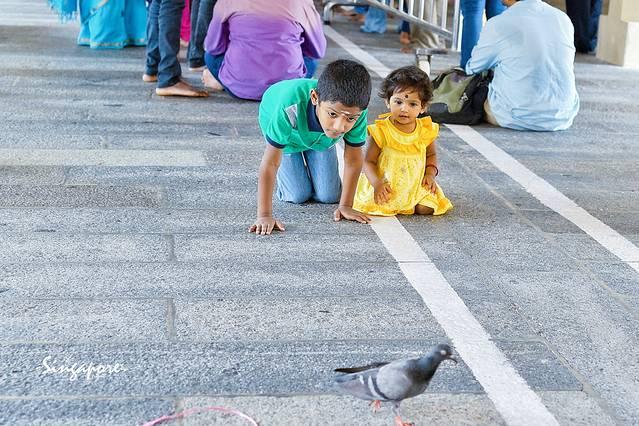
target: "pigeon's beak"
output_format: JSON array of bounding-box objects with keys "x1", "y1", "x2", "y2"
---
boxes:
[{"x1": 447, "y1": 355, "x2": 458, "y2": 364}]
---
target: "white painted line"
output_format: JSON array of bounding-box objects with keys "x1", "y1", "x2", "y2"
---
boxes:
[
  {"x1": 323, "y1": 27, "x2": 390, "y2": 78},
  {"x1": 0, "y1": 149, "x2": 208, "y2": 167},
  {"x1": 446, "y1": 125, "x2": 639, "y2": 274},
  {"x1": 395, "y1": 227, "x2": 558, "y2": 426},
  {"x1": 327, "y1": 26, "x2": 560, "y2": 426}
]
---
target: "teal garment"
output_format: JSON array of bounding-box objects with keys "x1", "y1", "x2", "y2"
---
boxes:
[
  {"x1": 259, "y1": 79, "x2": 368, "y2": 154},
  {"x1": 49, "y1": 0, "x2": 147, "y2": 49}
]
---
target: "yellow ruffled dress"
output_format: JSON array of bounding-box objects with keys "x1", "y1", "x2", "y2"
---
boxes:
[{"x1": 353, "y1": 114, "x2": 453, "y2": 216}]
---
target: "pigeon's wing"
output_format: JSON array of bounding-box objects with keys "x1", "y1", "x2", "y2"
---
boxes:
[
  {"x1": 376, "y1": 359, "x2": 430, "y2": 401},
  {"x1": 334, "y1": 362, "x2": 389, "y2": 374},
  {"x1": 334, "y1": 367, "x2": 393, "y2": 401}
]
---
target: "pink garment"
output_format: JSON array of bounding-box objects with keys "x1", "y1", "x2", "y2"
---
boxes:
[{"x1": 180, "y1": 0, "x2": 191, "y2": 42}]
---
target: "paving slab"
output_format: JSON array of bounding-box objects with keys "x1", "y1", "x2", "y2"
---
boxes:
[
  {"x1": 546, "y1": 233, "x2": 632, "y2": 262},
  {"x1": 0, "y1": 185, "x2": 163, "y2": 208},
  {"x1": 173, "y1": 297, "x2": 444, "y2": 342},
  {"x1": 0, "y1": 148, "x2": 207, "y2": 167},
  {"x1": 0, "y1": 132, "x2": 104, "y2": 149},
  {"x1": 104, "y1": 134, "x2": 262, "y2": 152},
  {"x1": 0, "y1": 206, "x2": 379, "y2": 235},
  {"x1": 539, "y1": 391, "x2": 617, "y2": 426},
  {"x1": 0, "y1": 261, "x2": 414, "y2": 299},
  {"x1": 0, "y1": 299, "x2": 167, "y2": 344},
  {"x1": 0, "y1": 341, "x2": 480, "y2": 397},
  {"x1": 0, "y1": 339, "x2": 579, "y2": 398},
  {"x1": 0, "y1": 166, "x2": 65, "y2": 185},
  {"x1": 2, "y1": 2, "x2": 638, "y2": 424},
  {"x1": 174, "y1": 233, "x2": 394, "y2": 263},
  {"x1": 493, "y1": 272, "x2": 639, "y2": 425},
  {"x1": 0, "y1": 398, "x2": 175, "y2": 426},
  {"x1": 577, "y1": 262, "x2": 639, "y2": 297},
  {"x1": 65, "y1": 166, "x2": 255, "y2": 185},
  {"x1": 424, "y1": 268, "x2": 538, "y2": 340},
  {"x1": 0, "y1": 233, "x2": 168, "y2": 263},
  {"x1": 178, "y1": 394, "x2": 506, "y2": 426}
]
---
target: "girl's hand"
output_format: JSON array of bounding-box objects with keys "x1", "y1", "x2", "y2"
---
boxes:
[
  {"x1": 334, "y1": 206, "x2": 371, "y2": 224},
  {"x1": 249, "y1": 216, "x2": 285, "y2": 236},
  {"x1": 422, "y1": 174, "x2": 437, "y2": 194},
  {"x1": 374, "y1": 181, "x2": 392, "y2": 204}
]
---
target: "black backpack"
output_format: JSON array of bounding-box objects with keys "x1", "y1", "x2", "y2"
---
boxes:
[{"x1": 424, "y1": 67, "x2": 493, "y2": 125}]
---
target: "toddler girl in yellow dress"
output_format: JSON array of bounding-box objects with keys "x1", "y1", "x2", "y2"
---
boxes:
[{"x1": 353, "y1": 65, "x2": 453, "y2": 216}]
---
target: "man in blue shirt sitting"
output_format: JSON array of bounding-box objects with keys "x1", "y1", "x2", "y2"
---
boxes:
[{"x1": 465, "y1": 0, "x2": 580, "y2": 131}]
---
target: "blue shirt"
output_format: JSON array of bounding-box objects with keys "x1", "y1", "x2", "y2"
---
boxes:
[{"x1": 465, "y1": 0, "x2": 579, "y2": 131}]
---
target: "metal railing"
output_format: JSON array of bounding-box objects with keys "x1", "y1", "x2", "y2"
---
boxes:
[{"x1": 323, "y1": 0, "x2": 461, "y2": 50}]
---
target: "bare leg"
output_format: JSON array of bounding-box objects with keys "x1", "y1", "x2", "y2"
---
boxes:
[
  {"x1": 415, "y1": 205, "x2": 434, "y2": 215},
  {"x1": 369, "y1": 400, "x2": 382, "y2": 413},
  {"x1": 201, "y1": 68, "x2": 224, "y2": 91}
]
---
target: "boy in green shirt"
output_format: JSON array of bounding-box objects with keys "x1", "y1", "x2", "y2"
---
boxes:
[{"x1": 249, "y1": 59, "x2": 372, "y2": 235}]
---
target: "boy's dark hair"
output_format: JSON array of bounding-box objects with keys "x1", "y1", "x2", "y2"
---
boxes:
[
  {"x1": 316, "y1": 59, "x2": 372, "y2": 110},
  {"x1": 379, "y1": 65, "x2": 433, "y2": 104}
]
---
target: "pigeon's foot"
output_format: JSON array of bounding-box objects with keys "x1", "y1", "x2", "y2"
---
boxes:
[
  {"x1": 394, "y1": 416, "x2": 414, "y2": 426},
  {"x1": 369, "y1": 400, "x2": 382, "y2": 413}
]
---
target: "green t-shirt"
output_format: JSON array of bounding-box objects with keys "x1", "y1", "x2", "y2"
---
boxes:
[{"x1": 258, "y1": 78, "x2": 368, "y2": 154}]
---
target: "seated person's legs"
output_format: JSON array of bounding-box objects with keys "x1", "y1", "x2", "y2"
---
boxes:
[
  {"x1": 202, "y1": 51, "x2": 225, "y2": 91},
  {"x1": 483, "y1": 99, "x2": 499, "y2": 126},
  {"x1": 415, "y1": 205, "x2": 434, "y2": 215},
  {"x1": 276, "y1": 152, "x2": 314, "y2": 204},
  {"x1": 304, "y1": 146, "x2": 341, "y2": 204},
  {"x1": 303, "y1": 56, "x2": 318, "y2": 79}
]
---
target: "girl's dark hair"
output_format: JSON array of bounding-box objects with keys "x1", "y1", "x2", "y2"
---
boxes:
[
  {"x1": 379, "y1": 65, "x2": 433, "y2": 104},
  {"x1": 316, "y1": 59, "x2": 372, "y2": 110}
]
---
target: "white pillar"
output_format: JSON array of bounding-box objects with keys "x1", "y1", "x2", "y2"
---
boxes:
[{"x1": 597, "y1": 0, "x2": 639, "y2": 68}]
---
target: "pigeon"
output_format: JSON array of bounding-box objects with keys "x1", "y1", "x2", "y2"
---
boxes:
[{"x1": 334, "y1": 344, "x2": 457, "y2": 426}]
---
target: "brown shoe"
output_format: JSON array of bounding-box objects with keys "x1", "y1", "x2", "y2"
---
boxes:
[{"x1": 155, "y1": 80, "x2": 209, "y2": 97}]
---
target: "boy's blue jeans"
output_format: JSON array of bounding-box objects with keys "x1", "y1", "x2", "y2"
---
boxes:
[
  {"x1": 276, "y1": 146, "x2": 342, "y2": 204},
  {"x1": 145, "y1": 0, "x2": 184, "y2": 88}
]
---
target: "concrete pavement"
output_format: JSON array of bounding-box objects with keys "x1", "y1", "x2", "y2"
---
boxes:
[{"x1": 0, "y1": 1, "x2": 637, "y2": 425}]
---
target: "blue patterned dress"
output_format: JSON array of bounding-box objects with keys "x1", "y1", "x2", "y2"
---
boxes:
[{"x1": 49, "y1": 0, "x2": 147, "y2": 49}]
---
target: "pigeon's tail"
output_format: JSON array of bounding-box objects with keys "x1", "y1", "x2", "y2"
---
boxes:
[
  {"x1": 333, "y1": 374, "x2": 381, "y2": 401},
  {"x1": 334, "y1": 362, "x2": 388, "y2": 374}
]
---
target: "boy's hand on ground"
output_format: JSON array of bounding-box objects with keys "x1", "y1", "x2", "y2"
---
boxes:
[
  {"x1": 373, "y1": 181, "x2": 392, "y2": 204},
  {"x1": 334, "y1": 206, "x2": 371, "y2": 224},
  {"x1": 422, "y1": 175, "x2": 437, "y2": 194},
  {"x1": 249, "y1": 216, "x2": 285, "y2": 236}
]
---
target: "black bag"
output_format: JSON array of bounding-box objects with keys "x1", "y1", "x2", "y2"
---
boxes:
[{"x1": 425, "y1": 67, "x2": 492, "y2": 125}]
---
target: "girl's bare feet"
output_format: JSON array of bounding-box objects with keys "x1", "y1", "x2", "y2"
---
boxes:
[
  {"x1": 201, "y1": 68, "x2": 224, "y2": 92},
  {"x1": 155, "y1": 80, "x2": 208, "y2": 97}
]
